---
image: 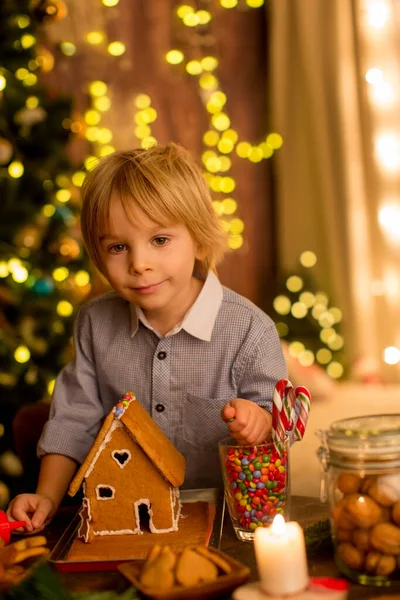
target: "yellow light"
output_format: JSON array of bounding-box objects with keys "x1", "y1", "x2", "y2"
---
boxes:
[
  {"x1": 222, "y1": 198, "x2": 237, "y2": 215},
  {"x1": 135, "y1": 124, "x2": 151, "y2": 139},
  {"x1": 196, "y1": 10, "x2": 211, "y2": 24},
  {"x1": 311, "y1": 304, "x2": 326, "y2": 320},
  {"x1": 286, "y1": 275, "x2": 303, "y2": 292},
  {"x1": 329, "y1": 307, "x2": 342, "y2": 324},
  {"x1": 0, "y1": 262, "x2": 9, "y2": 278},
  {"x1": 108, "y1": 42, "x2": 126, "y2": 56},
  {"x1": 177, "y1": 5, "x2": 194, "y2": 18},
  {"x1": 86, "y1": 31, "x2": 105, "y2": 45},
  {"x1": 299, "y1": 291, "x2": 315, "y2": 308},
  {"x1": 201, "y1": 56, "x2": 218, "y2": 71},
  {"x1": 316, "y1": 348, "x2": 332, "y2": 364},
  {"x1": 56, "y1": 174, "x2": 69, "y2": 187},
  {"x1": 212, "y1": 200, "x2": 223, "y2": 215},
  {"x1": 276, "y1": 322, "x2": 289, "y2": 337},
  {"x1": 15, "y1": 68, "x2": 28, "y2": 80},
  {"x1": 75, "y1": 270, "x2": 90, "y2": 286},
  {"x1": 228, "y1": 234, "x2": 243, "y2": 249},
  {"x1": 199, "y1": 73, "x2": 218, "y2": 90},
  {"x1": 219, "y1": 156, "x2": 231, "y2": 172},
  {"x1": 57, "y1": 300, "x2": 73, "y2": 317},
  {"x1": 72, "y1": 171, "x2": 85, "y2": 187},
  {"x1": 98, "y1": 128, "x2": 113, "y2": 144},
  {"x1": 93, "y1": 96, "x2": 111, "y2": 112},
  {"x1": 320, "y1": 328, "x2": 336, "y2": 344},
  {"x1": 298, "y1": 350, "x2": 314, "y2": 367},
  {"x1": 288, "y1": 341, "x2": 305, "y2": 358},
  {"x1": 203, "y1": 131, "x2": 219, "y2": 146},
  {"x1": 84, "y1": 156, "x2": 99, "y2": 171},
  {"x1": 217, "y1": 138, "x2": 234, "y2": 155},
  {"x1": 47, "y1": 379, "x2": 55, "y2": 395},
  {"x1": 17, "y1": 15, "x2": 30, "y2": 28},
  {"x1": 327, "y1": 362, "x2": 344, "y2": 379},
  {"x1": 248, "y1": 147, "x2": 263, "y2": 163},
  {"x1": 141, "y1": 136, "x2": 157, "y2": 149},
  {"x1": 26, "y1": 96, "x2": 39, "y2": 109},
  {"x1": 21, "y1": 34, "x2": 36, "y2": 49},
  {"x1": 99, "y1": 145, "x2": 115, "y2": 156},
  {"x1": 8, "y1": 161, "x2": 24, "y2": 178},
  {"x1": 291, "y1": 302, "x2": 308, "y2": 319},
  {"x1": 53, "y1": 267, "x2": 69, "y2": 282},
  {"x1": 273, "y1": 295, "x2": 291, "y2": 315},
  {"x1": 229, "y1": 218, "x2": 244, "y2": 234},
  {"x1": 221, "y1": 219, "x2": 230, "y2": 232},
  {"x1": 23, "y1": 73, "x2": 37, "y2": 86},
  {"x1": 12, "y1": 266, "x2": 28, "y2": 283},
  {"x1": 14, "y1": 346, "x2": 30, "y2": 363},
  {"x1": 236, "y1": 141, "x2": 251, "y2": 158},
  {"x1": 89, "y1": 81, "x2": 107, "y2": 97},
  {"x1": 367, "y1": 1, "x2": 389, "y2": 28},
  {"x1": 205, "y1": 157, "x2": 221, "y2": 173},
  {"x1": 318, "y1": 311, "x2": 335, "y2": 328},
  {"x1": 166, "y1": 49, "x2": 184, "y2": 65},
  {"x1": 140, "y1": 107, "x2": 157, "y2": 123},
  {"x1": 42, "y1": 204, "x2": 55, "y2": 217},
  {"x1": 85, "y1": 127, "x2": 99, "y2": 142},
  {"x1": 186, "y1": 60, "x2": 202, "y2": 75},
  {"x1": 384, "y1": 346, "x2": 400, "y2": 365},
  {"x1": 220, "y1": 177, "x2": 235, "y2": 193},
  {"x1": 56, "y1": 189, "x2": 71, "y2": 203},
  {"x1": 0, "y1": 76, "x2": 6, "y2": 91},
  {"x1": 266, "y1": 133, "x2": 283, "y2": 149},
  {"x1": 210, "y1": 176, "x2": 222, "y2": 192},
  {"x1": 135, "y1": 94, "x2": 151, "y2": 109},
  {"x1": 84, "y1": 110, "x2": 101, "y2": 125},
  {"x1": 221, "y1": 0, "x2": 238, "y2": 7},
  {"x1": 60, "y1": 42, "x2": 76, "y2": 56},
  {"x1": 212, "y1": 113, "x2": 230, "y2": 131},
  {"x1": 102, "y1": 0, "x2": 119, "y2": 5},
  {"x1": 300, "y1": 250, "x2": 317, "y2": 268},
  {"x1": 210, "y1": 91, "x2": 226, "y2": 107},
  {"x1": 315, "y1": 292, "x2": 328, "y2": 306},
  {"x1": 8, "y1": 258, "x2": 21, "y2": 273},
  {"x1": 183, "y1": 12, "x2": 199, "y2": 26},
  {"x1": 328, "y1": 335, "x2": 344, "y2": 351}
]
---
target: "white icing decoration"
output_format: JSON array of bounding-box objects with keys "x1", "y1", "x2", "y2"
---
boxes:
[
  {"x1": 96, "y1": 484, "x2": 115, "y2": 500},
  {"x1": 77, "y1": 483, "x2": 92, "y2": 542},
  {"x1": 85, "y1": 420, "x2": 123, "y2": 479},
  {"x1": 111, "y1": 449, "x2": 131, "y2": 469}
]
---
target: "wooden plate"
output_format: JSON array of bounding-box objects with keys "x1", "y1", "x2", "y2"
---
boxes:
[{"x1": 118, "y1": 547, "x2": 250, "y2": 600}]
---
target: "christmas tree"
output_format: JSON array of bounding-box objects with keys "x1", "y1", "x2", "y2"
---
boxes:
[{"x1": 0, "y1": 0, "x2": 90, "y2": 502}]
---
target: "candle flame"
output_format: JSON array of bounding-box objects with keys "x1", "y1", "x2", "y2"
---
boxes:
[{"x1": 271, "y1": 513, "x2": 286, "y2": 536}]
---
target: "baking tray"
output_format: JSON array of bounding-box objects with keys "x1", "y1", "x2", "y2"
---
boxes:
[{"x1": 49, "y1": 488, "x2": 224, "y2": 572}]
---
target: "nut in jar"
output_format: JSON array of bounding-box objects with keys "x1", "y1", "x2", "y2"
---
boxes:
[{"x1": 317, "y1": 414, "x2": 400, "y2": 585}]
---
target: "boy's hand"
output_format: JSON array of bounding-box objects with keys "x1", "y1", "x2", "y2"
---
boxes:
[
  {"x1": 6, "y1": 494, "x2": 55, "y2": 535},
  {"x1": 221, "y1": 398, "x2": 272, "y2": 445}
]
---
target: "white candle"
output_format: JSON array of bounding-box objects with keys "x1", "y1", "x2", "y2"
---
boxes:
[{"x1": 254, "y1": 514, "x2": 309, "y2": 596}]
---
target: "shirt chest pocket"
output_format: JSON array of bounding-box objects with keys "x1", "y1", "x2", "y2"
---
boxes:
[{"x1": 183, "y1": 393, "x2": 233, "y2": 451}]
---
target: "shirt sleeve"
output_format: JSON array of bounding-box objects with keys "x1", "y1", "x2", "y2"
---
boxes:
[
  {"x1": 234, "y1": 322, "x2": 287, "y2": 413},
  {"x1": 37, "y1": 306, "x2": 105, "y2": 463}
]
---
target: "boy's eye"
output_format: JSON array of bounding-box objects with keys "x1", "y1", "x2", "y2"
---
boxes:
[
  {"x1": 109, "y1": 243, "x2": 126, "y2": 254},
  {"x1": 153, "y1": 237, "x2": 169, "y2": 246}
]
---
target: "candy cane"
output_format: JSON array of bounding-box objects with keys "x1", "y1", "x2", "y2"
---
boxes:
[
  {"x1": 292, "y1": 386, "x2": 311, "y2": 442},
  {"x1": 272, "y1": 378, "x2": 293, "y2": 454}
]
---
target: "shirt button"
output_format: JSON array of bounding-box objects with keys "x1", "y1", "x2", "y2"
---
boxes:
[
  {"x1": 157, "y1": 351, "x2": 167, "y2": 360},
  {"x1": 155, "y1": 403, "x2": 165, "y2": 413}
]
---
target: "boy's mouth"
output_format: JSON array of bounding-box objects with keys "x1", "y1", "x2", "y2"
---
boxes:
[{"x1": 132, "y1": 281, "x2": 164, "y2": 294}]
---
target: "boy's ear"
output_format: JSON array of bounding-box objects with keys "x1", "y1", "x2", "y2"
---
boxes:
[{"x1": 195, "y1": 244, "x2": 206, "y2": 261}]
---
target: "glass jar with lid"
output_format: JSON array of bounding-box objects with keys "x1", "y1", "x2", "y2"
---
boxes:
[{"x1": 317, "y1": 414, "x2": 400, "y2": 586}]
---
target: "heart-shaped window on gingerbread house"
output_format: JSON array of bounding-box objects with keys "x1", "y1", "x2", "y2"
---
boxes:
[{"x1": 111, "y1": 449, "x2": 131, "y2": 468}]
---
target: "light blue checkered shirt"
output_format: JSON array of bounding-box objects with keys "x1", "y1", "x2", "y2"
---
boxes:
[{"x1": 38, "y1": 271, "x2": 287, "y2": 488}]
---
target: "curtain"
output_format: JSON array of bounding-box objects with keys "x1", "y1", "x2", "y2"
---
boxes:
[{"x1": 269, "y1": 0, "x2": 400, "y2": 382}]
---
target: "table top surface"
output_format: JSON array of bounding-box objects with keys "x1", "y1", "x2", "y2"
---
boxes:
[{"x1": 43, "y1": 495, "x2": 400, "y2": 600}]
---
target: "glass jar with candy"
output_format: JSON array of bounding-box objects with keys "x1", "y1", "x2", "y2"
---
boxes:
[{"x1": 219, "y1": 436, "x2": 290, "y2": 541}]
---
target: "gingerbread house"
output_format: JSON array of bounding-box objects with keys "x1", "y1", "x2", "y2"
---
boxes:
[{"x1": 68, "y1": 392, "x2": 186, "y2": 543}]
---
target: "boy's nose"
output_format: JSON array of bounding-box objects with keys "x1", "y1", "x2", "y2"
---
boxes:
[{"x1": 128, "y1": 250, "x2": 151, "y2": 274}]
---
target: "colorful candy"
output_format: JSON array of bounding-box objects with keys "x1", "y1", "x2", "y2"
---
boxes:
[{"x1": 222, "y1": 442, "x2": 288, "y2": 531}]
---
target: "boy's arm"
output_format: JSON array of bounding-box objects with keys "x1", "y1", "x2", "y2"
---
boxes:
[{"x1": 36, "y1": 454, "x2": 78, "y2": 511}]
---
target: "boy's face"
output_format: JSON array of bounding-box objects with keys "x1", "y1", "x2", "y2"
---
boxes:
[{"x1": 98, "y1": 193, "x2": 204, "y2": 330}]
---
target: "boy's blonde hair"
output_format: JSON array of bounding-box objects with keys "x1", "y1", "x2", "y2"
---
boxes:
[{"x1": 80, "y1": 143, "x2": 227, "y2": 278}]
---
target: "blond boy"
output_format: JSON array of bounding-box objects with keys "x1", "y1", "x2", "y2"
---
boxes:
[{"x1": 7, "y1": 143, "x2": 286, "y2": 533}]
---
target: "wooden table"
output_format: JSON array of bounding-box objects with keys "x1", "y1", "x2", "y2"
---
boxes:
[{"x1": 45, "y1": 496, "x2": 400, "y2": 599}]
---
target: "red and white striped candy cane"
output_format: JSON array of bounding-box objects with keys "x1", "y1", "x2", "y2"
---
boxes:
[
  {"x1": 292, "y1": 385, "x2": 311, "y2": 442},
  {"x1": 272, "y1": 378, "x2": 293, "y2": 454}
]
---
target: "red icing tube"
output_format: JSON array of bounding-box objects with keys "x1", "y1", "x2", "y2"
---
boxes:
[{"x1": 0, "y1": 510, "x2": 26, "y2": 545}]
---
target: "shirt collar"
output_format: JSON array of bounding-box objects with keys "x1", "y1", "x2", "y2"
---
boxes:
[{"x1": 129, "y1": 270, "x2": 223, "y2": 341}]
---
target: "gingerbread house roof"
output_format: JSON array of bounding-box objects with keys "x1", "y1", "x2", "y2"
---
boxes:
[{"x1": 69, "y1": 392, "x2": 186, "y2": 496}]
